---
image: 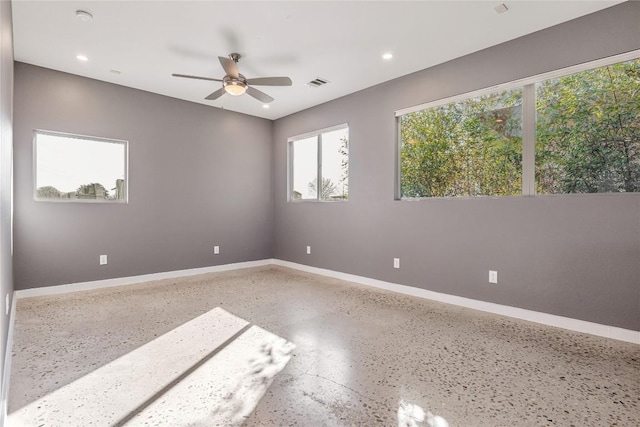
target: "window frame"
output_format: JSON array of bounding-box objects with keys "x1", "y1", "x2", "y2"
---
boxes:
[
  {"x1": 287, "y1": 123, "x2": 349, "y2": 202},
  {"x1": 395, "y1": 49, "x2": 640, "y2": 200},
  {"x1": 33, "y1": 129, "x2": 129, "y2": 203}
]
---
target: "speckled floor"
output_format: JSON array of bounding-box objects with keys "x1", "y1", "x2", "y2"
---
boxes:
[
  {"x1": 8, "y1": 307, "x2": 295, "y2": 426},
  {"x1": 8, "y1": 266, "x2": 640, "y2": 426}
]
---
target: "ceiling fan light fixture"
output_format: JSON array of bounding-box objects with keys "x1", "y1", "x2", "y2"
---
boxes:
[{"x1": 224, "y1": 80, "x2": 247, "y2": 96}]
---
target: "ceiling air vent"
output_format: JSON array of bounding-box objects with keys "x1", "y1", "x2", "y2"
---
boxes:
[{"x1": 308, "y1": 77, "x2": 329, "y2": 88}]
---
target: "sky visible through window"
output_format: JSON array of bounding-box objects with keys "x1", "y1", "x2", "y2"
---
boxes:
[
  {"x1": 292, "y1": 127, "x2": 348, "y2": 199},
  {"x1": 292, "y1": 136, "x2": 317, "y2": 199},
  {"x1": 36, "y1": 133, "x2": 125, "y2": 194}
]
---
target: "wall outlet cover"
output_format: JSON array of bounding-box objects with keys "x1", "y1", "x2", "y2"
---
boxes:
[
  {"x1": 214, "y1": 245, "x2": 220, "y2": 254},
  {"x1": 100, "y1": 255, "x2": 108, "y2": 265},
  {"x1": 5, "y1": 293, "x2": 9, "y2": 315},
  {"x1": 306, "y1": 246, "x2": 311, "y2": 255},
  {"x1": 394, "y1": 258, "x2": 400, "y2": 269},
  {"x1": 489, "y1": 270, "x2": 498, "y2": 284}
]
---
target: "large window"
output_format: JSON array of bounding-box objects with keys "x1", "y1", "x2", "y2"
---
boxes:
[
  {"x1": 400, "y1": 89, "x2": 522, "y2": 197},
  {"x1": 289, "y1": 124, "x2": 349, "y2": 201},
  {"x1": 397, "y1": 53, "x2": 639, "y2": 198},
  {"x1": 34, "y1": 130, "x2": 128, "y2": 202},
  {"x1": 535, "y1": 61, "x2": 640, "y2": 194}
]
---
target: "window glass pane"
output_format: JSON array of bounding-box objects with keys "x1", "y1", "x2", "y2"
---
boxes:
[
  {"x1": 535, "y1": 59, "x2": 640, "y2": 194},
  {"x1": 291, "y1": 136, "x2": 318, "y2": 200},
  {"x1": 320, "y1": 128, "x2": 349, "y2": 200},
  {"x1": 400, "y1": 88, "x2": 523, "y2": 198},
  {"x1": 35, "y1": 132, "x2": 127, "y2": 202}
]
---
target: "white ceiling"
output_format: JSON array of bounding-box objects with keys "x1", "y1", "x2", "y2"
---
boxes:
[{"x1": 12, "y1": 1, "x2": 624, "y2": 120}]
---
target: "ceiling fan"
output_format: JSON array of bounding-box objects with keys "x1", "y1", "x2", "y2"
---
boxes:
[{"x1": 172, "y1": 53, "x2": 292, "y2": 103}]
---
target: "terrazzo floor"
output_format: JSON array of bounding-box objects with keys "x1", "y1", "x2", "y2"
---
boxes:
[{"x1": 8, "y1": 266, "x2": 640, "y2": 426}]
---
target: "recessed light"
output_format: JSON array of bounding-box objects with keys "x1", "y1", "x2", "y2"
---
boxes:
[
  {"x1": 262, "y1": 104, "x2": 270, "y2": 109},
  {"x1": 76, "y1": 55, "x2": 89, "y2": 62},
  {"x1": 75, "y1": 10, "x2": 93, "y2": 22},
  {"x1": 382, "y1": 53, "x2": 393, "y2": 60}
]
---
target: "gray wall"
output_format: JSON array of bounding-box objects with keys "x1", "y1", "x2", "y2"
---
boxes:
[
  {"x1": 9, "y1": 3, "x2": 640, "y2": 332},
  {"x1": 13, "y1": 63, "x2": 273, "y2": 290},
  {"x1": 273, "y1": 2, "x2": 640, "y2": 331},
  {"x1": 0, "y1": 0, "x2": 13, "y2": 409}
]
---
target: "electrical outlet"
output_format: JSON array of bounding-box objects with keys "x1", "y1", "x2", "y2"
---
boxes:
[
  {"x1": 306, "y1": 246, "x2": 311, "y2": 255},
  {"x1": 489, "y1": 270, "x2": 498, "y2": 284},
  {"x1": 5, "y1": 293, "x2": 9, "y2": 315},
  {"x1": 100, "y1": 255, "x2": 108, "y2": 265},
  {"x1": 214, "y1": 245, "x2": 220, "y2": 254},
  {"x1": 393, "y1": 258, "x2": 400, "y2": 269}
]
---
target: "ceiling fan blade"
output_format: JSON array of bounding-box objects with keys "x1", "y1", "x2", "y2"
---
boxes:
[
  {"x1": 246, "y1": 86, "x2": 274, "y2": 103},
  {"x1": 218, "y1": 56, "x2": 239, "y2": 78},
  {"x1": 245, "y1": 77, "x2": 292, "y2": 86},
  {"x1": 172, "y1": 73, "x2": 223, "y2": 82},
  {"x1": 205, "y1": 88, "x2": 226, "y2": 100}
]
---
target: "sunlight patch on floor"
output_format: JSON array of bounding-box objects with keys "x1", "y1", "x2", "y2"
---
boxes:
[
  {"x1": 8, "y1": 307, "x2": 295, "y2": 427},
  {"x1": 398, "y1": 400, "x2": 449, "y2": 427},
  {"x1": 129, "y1": 326, "x2": 295, "y2": 426}
]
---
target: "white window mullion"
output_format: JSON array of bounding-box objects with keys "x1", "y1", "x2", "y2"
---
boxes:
[{"x1": 317, "y1": 134, "x2": 323, "y2": 201}]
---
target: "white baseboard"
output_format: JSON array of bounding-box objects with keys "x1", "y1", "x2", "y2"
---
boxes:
[
  {"x1": 1, "y1": 291, "x2": 17, "y2": 426},
  {"x1": 15, "y1": 259, "x2": 274, "y2": 299},
  {"x1": 272, "y1": 260, "x2": 640, "y2": 345},
  {"x1": 12, "y1": 258, "x2": 639, "y2": 345}
]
